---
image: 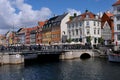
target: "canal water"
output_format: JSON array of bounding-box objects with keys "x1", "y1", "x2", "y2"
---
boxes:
[{"x1": 0, "y1": 58, "x2": 120, "y2": 80}]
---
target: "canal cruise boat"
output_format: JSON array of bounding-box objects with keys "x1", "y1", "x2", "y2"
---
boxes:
[
  {"x1": 108, "y1": 53, "x2": 120, "y2": 62},
  {"x1": 108, "y1": 45, "x2": 120, "y2": 62}
]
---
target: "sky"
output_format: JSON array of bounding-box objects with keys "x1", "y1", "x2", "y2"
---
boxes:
[{"x1": 0, "y1": 0, "x2": 116, "y2": 34}]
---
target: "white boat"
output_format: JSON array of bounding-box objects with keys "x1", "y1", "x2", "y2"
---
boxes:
[
  {"x1": 108, "y1": 54, "x2": 120, "y2": 62},
  {"x1": 107, "y1": 48, "x2": 120, "y2": 62}
]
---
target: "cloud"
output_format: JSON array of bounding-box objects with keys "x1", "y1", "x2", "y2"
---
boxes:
[
  {"x1": 67, "y1": 8, "x2": 81, "y2": 16},
  {"x1": 0, "y1": 0, "x2": 52, "y2": 34}
]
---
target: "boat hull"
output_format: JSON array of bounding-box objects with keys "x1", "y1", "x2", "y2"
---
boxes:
[{"x1": 108, "y1": 54, "x2": 120, "y2": 62}]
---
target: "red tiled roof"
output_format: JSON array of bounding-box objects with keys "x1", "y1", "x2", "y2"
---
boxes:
[
  {"x1": 67, "y1": 10, "x2": 98, "y2": 24},
  {"x1": 101, "y1": 12, "x2": 114, "y2": 29},
  {"x1": 105, "y1": 12, "x2": 113, "y2": 17},
  {"x1": 112, "y1": 0, "x2": 120, "y2": 6},
  {"x1": 38, "y1": 21, "x2": 45, "y2": 27},
  {"x1": 80, "y1": 11, "x2": 96, "y2": 20}
]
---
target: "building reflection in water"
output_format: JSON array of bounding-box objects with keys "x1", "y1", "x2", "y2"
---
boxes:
[{"x1": 0, "y1": 64, "x2": 24, "y2": 80}]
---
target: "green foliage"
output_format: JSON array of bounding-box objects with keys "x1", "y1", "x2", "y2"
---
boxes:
[
  {"x1": 69, "y1": 16, "x2": 74, "y2": 20},
  {"x1": 74, "y1": 13, "x2": 77, "y2": 17},
  {"x1": 86, "y1": 36, "x2": 92, "y2": 43},
  {"x1": 94, "y1": 38, "x2": 97, "y2": 43},
  {"x1": 66, "y1": 38, "x2": 72, "y2": 43},
  {"x1": 69, "y1": 13, "x2": 77, "y2": 20},
  {"x1": 98, "y1": 37, "x2": 104, "y2": 44}
]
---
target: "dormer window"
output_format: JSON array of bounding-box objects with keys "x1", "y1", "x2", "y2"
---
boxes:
[
  {"x1": 86, "y1": 15, "x2": 89, "y2": 18},
  {"x1": 95, "y1": 16, "x2": 98, "y2": 19},
  {"x1": 117, "y1": 6, "x2": 120, "y2": 12},
  {"x1": 116, "y1": 16, "x2": 120, "y2": 21}
]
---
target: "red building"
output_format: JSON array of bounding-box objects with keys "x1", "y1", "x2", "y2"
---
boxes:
[
  {"x1": 25, "y1": 28, "x2": 32, "y2": 45},
  {"x1": 101, "y1": 11, "x2": 114, "y2": 43},
  {"x1": 36, "y1": 21, "x2": 45, "y2": 44}
]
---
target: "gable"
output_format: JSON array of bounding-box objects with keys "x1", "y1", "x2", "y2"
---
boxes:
[{"x1": 102, "y1": 21, "x2": 111, "y2": 30}]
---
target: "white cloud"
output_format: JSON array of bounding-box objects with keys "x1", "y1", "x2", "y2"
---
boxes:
[
  {"x1": 0, "y1": 0, "x2": 52, "y2": 34},
  {"x1": 67, "y1": 8, "x2": 81, "y2": 16}
]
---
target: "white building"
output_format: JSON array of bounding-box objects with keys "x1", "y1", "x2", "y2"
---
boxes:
[
  {"x1": 101, "y1": 12, "x2": 114, "y2": 45},
  {"x1": 67, "y1": 10, "x2": 101, "y2": 45},
  {"x1": 113, "y1": 0, "x2": 120, "y2": 47}
]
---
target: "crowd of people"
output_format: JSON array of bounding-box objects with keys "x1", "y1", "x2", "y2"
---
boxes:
[{"x1": 0, "y1": 43, "x2": 92, "y2": 52}]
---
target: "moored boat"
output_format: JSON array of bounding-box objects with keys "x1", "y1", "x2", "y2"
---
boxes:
[{"x1": 108, "y1": 53, "x2": 120, "y2": 62}]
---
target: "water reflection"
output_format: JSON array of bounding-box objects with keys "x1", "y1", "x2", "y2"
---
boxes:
[
  {"x1": 0, "y1": 58, "x2": 120, "y2": 80},
  {"x1": 0, "y1": 64, "x2": 24, "y2": 80}
]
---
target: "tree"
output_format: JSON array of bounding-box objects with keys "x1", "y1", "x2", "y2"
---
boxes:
[
  {"x1": 86, "y1": 36, "x2": 92, "y2": 43},
  {"x1": 94, "y1": 38, "x2": 97, "y2": 43},
  {"x1": 66, "y1": 38, "x2": 72, "y2": 43},
  {"x1": 74, "y1": 13, "x2": 77, "y2": 17},
  {"x1": 98, "y1": 37, "x2": 104, "y2": 44},
  {"x1": 69, "y1": 16, "x2": 74, "y2": 21}
]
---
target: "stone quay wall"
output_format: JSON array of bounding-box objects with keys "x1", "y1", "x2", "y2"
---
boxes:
[{"x1": 0, "y1": 52, "x2": 24, "y2": 65}]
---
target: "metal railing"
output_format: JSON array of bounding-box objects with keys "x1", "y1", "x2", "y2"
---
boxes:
[{"x1": 0, "y1": 44, "x2": 93, "y2": 54}]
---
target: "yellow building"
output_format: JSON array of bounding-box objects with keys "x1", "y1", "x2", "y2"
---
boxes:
[{"x1": 42, "y1": 13, "x2": 70, "y2": 44}]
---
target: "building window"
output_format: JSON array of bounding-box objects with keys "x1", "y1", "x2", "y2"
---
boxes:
[
  {"x1": 86, "y1": 21, "x2": 89, "y2": 26},
  {"x1": 49, "y1": 24, "x2": 51, "y2": 27},
  {"x1": 76, "y1": 29, "x2": 78, "y2": 35},
  {"x1": 116, "y1": 16, "x2": 120, "y2": 21},
  {"x1": 63, "y1": 31, "x2": 65, "y2": 35},
  {"x1": 117, "y1": 24, "x2": 120, "y2": 30},
  {"x1": 86, "y1": 15, "x2": 89, "y2": 18},
  {"x1": 79, "y1": 28, "x2": 82, "y2": 35},
  {"x1": 72, "y1": 30, "x2": 74, "y2": 36},
  {"x1": 117, "y1": 35, "x2": 120, "y2": 40},
  {"x1": 98, "y1": 29, "x2": 100, "y2": 34},
  {"x1": 69, "y1": 31, "x2": 71, "y2": 37},
  {"x1": 97, "y1": 22, "x2": 99, "y2": 26},
  {"x1": 96, "y1": 16, "x2": 98, "y2": 19},
  {"x1": 117, "y1": 7, "x2": 120, "y2": 12},
  {"x1": 72, "y1": 23, "x2": 74, "y2": 28},
  {"x1": 94, "y1": 29, "x2": 96, "y2": 34},
  {"x1": 68, "y1": 24, "x2": 71, "y2": 29},
  {"x1": 87, "y1": 29, "x2": 90, "y2": 35},
  {"x1": 94, "y1": 38, "x2": 97, "y2": 43},
  {"x1": 94, "y1": 21, "x2": 96, "y2": 26},
  {"x1": 79, "y1": 22, "x2": 82, "y2": 26}
]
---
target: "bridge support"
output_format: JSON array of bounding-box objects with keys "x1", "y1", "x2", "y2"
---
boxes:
[
  {"x1": 0, "y1": 53, "x2": 24, "y2": 65},
  {"x1": 59, "y1": 50, "x2": 95, "y2": 60},
  {"x1": 59, "y1": 52, "x2": 73, "y2": 60}
]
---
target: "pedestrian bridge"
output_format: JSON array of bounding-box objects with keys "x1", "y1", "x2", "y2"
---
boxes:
[
  {"x1": 0, "y1": 49, "x2": 100, "y2": 64},
  {"x1": 59, "y1": 49, "x2": 98, "y2": 59},
  {"x1": 21, "y1": 49, "x2": 99, "y2": 59}
]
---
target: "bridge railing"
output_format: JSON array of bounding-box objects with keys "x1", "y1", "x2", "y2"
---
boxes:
[{"x1": 0, "y1": 44, "x2": 92, "y2": 54}]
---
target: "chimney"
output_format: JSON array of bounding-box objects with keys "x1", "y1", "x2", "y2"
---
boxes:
[{"x1": 106, "y1": 10, "x2": 110, "y2": 13}]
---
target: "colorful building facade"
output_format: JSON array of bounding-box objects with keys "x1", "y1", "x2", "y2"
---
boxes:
[
  {"x1": 42, "y1": 13, "x2": 71, "y2": 44},
  {"x1": 113, "y1": 0, "x2": 120, "y2": 46},
  {"x1": 101, "y1": 11, "x2": 114, "y2": 45}
]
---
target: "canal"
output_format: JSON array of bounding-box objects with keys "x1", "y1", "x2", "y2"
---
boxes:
[{"x1": 0, "y1": 58, "x2": 120, "y2": 80}]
